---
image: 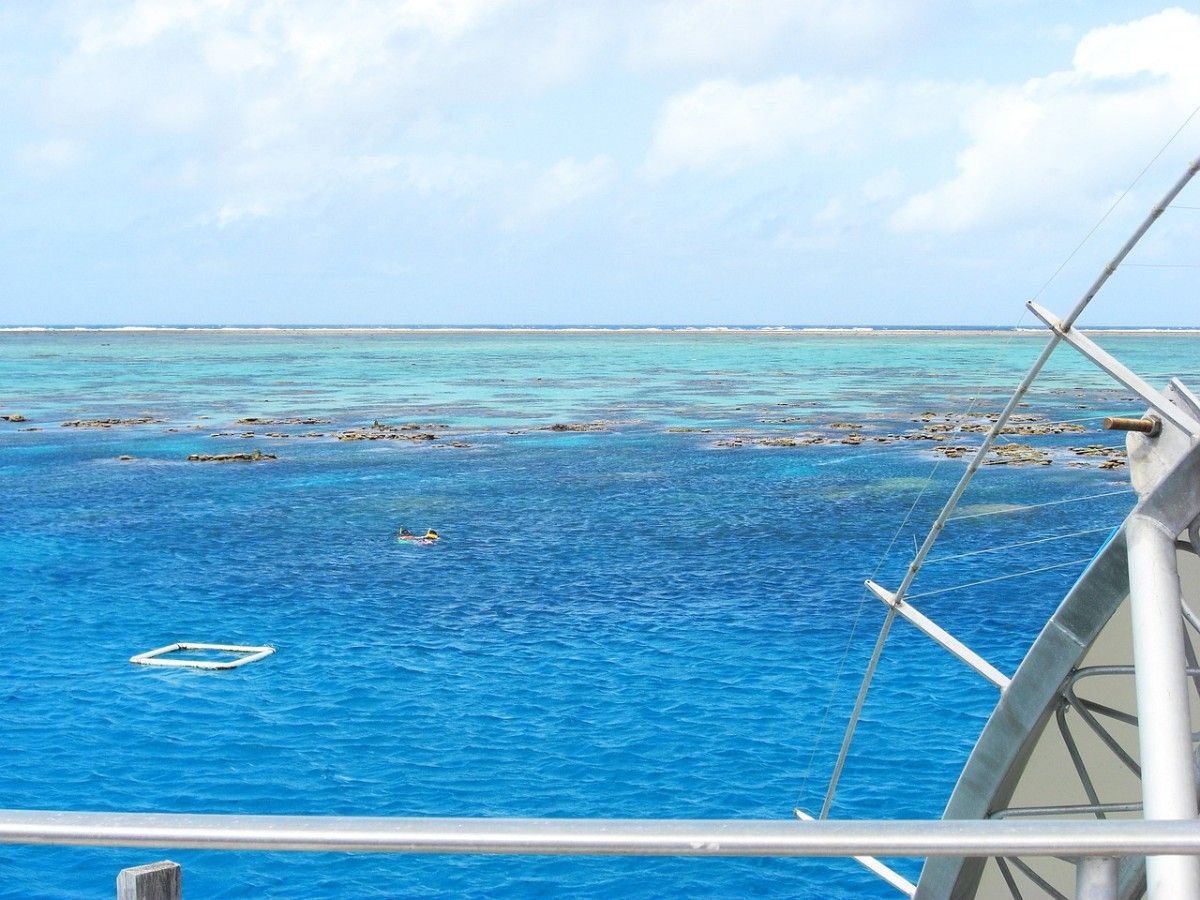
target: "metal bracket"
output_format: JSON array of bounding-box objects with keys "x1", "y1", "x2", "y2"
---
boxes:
[
  {"x1": 865, "y1": 581, "x2": 1010, "y2": 689},
  {"x1": 1025, "y1": 302, "x2": 1200, "y2": 437}
]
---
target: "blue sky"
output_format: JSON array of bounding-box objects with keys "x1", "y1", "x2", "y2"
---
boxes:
[{"x1": 2, "y1": 1, "x2": 1199, "y2": 326}]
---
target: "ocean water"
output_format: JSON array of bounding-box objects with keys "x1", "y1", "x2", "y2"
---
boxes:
[{"x1": 1, "y1": 329, "x2": 1196, "y2": 898}]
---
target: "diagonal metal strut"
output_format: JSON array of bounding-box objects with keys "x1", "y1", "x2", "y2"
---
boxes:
[{"x1": 818, "y1": 154, "x2": 1200, "y2": 820}]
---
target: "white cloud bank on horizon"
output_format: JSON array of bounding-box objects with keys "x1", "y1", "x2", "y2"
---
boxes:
[
  {"x1": 892, "y1": 7, "x2": 1200, "y2": 232},
  {"x1": 30, "y1": 0, "x2": 949, "y2": 231},
  {"x1": 18, "y1": 1, "x2": 1200, "y2": 251},
  {"x1": 641, "y1": 6, "x2": 1200, "y2": 239}
]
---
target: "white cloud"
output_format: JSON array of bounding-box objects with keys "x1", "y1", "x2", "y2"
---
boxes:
[
  {"x1": 76, "y1": 0, "x2": 217, "y2": 54},
  {"x1": 861, "y1": 168, "x2": 904, "y2": 203},
  {"x1": 393, "y1": 155, "x2": 510, "y2": 199},
  {"x1": 1073, "y1": 7, "x2": 1200, "y2": 82},
  {"x1": 627, "y1": 0, "x2": 935, "y2": 71},
  {"x1": 798, "y1": 168, "x2": 906, "y2": 249},
  {"x1": 16, "y1": 138, "x2": 85, "y2": 171},
  {"x1": 57, "y1": 0, "x2": 528, "y2": 134},
  {"x1": 210, "y1": 199, "x2": 272, "y2": 228},
  {"x1": 35, "y1": 0, "x2": 1196, "y2": 257},
  {"x1": 644, "y1": 76, "x2": 875, "y2": 178},
  {"x1": 504, "y1": 155, "x2": 617, "y2": 229},
  {"x1": 195, "y1": 151, "x2": 510, "y2": 226},
  {"x1": 44, "y1": 0, "x2": 604, "y2": 225},
  {"x1": 75, "y1": 0, "x2": 512, "y2": 56},
  {"x1": 891, "y1": 7, "x2": 1200, "y2": 233}
]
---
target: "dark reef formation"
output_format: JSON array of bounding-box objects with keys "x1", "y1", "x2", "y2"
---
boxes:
[
  {"x1": 539, "y1": 421, "x2": 610, "y2": 432},
  {"x1": 7, "y1": 405, "x2": 1131, "y2": 472},
  {"x1": 62, "y1": 416, "x2": 162, "y2": 428},
  {"x1": 187, "y1": 449, "x2": 277, "y2": 462}
]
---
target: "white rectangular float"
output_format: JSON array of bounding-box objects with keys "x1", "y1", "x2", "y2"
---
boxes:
[{"x1": 129, "y1": 642, "x2": 275, "y2": 670}]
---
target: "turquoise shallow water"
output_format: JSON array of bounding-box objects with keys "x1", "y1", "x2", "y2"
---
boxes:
[{"x1": 0, "y1": 330, "x2": 1196, "y2": 897}]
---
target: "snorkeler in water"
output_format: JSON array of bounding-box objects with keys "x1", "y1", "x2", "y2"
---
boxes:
[{"x1": 397, "y1": 526, "x2": 440, "y2": 544}]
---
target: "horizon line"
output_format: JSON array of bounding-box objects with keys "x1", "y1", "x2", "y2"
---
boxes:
[{"x1": 3, "y1": 324, "x2": 1200, "y2": 333}]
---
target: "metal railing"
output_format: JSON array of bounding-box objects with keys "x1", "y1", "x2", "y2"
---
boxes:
[{"x1": 2, "y1": 809, "x2": 1199, "y2": 858}]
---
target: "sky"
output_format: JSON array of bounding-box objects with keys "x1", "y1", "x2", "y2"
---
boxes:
[{"x1": 2, "y1": 1, "x2": 1199, "y2": 326}]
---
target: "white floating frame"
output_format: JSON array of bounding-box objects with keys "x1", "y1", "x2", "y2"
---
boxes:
[{"x1": 130, "y1": 642, "x2": 275, "y2": 670}]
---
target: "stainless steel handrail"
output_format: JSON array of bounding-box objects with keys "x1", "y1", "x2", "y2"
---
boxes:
[{"x1": 2, "y1": 810, "x2": 1199, "y2": 857}]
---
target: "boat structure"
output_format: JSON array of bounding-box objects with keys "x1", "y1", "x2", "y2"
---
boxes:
[
  {"x1": 1, "y1": 159, "x2": 1198, "y2": 898},
  {"x1": 800, "y1": 152, "x2": 1200, "y2": 898}
]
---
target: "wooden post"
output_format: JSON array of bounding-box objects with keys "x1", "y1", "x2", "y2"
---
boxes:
[{"x1": 116, "y1": 861, "x2": 181, "y2": 900}]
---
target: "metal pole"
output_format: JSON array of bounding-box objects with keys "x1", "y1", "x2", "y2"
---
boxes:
[
  {"x1": 819, "y1": 154, "x2": 1200, "y2": 819},
  {"x1": 2, "y1": 810, "x2": 1200, "y2": 857},
  {"x1": 1075, "y1": 856, "x2": 1118, "y2": 900},
  {"x1": 820, "y1": 327, "x2": 1054, "y2": 817},
  {"x1": 1126, "y1": 514, "x2": 1200, "y2": 897}
]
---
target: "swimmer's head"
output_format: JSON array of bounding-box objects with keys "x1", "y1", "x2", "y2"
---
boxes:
[{"x1": 425, "y1": 529, "x2": 439, "y2": 539}]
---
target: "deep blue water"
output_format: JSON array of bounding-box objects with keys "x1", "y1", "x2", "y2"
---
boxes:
[{"x1": 1, "y1": 330, "x2": 1195, "y2": 897}]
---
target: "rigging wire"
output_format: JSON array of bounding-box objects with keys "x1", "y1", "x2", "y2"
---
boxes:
[
  {"x1": 793, "y1": 309, "x2": 1033, "y2": 810},
  {"x1": 796, "y1": 328, "x2": 1129, "y2": 809},
  {"x1": 946, "y1": 490, "x2": 1134, "y2": 522},
  {"x1": 945, "y1": 412, "x2": 1108, "y2": 424},
  {"x1": 905, "y1": 557, "x2": 1096, "y2": 601},
  {"x1": 1027, "y1": 100, "x2": 1200, "y2": 304},
  {"x1": 792, "y1": 454, "x2": 946, "y2": 806},
  {"x1": 1123, "y1": 263, "x2": 1200, "y2": 268},
  {"x1": 1041, "y1": 414, "x2": 1121, "y2": 425},
  {"x1": 935, "y1": 413, "x2": 1113, "y2": 433},
  {"x1": 923, "y1": 526, "x2": 1114, "y2": 565}
]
